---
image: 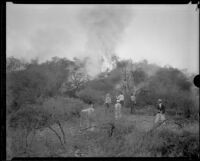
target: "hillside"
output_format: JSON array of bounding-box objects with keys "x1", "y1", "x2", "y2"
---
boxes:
[{"x1": 6, "y1": 56, "x2": 199, "y2": 158}]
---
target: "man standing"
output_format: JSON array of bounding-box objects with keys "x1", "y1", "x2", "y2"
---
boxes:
[
  {"x1": 115, "y1": 99, "x2": 122, "y2": 120},
  {"x1": 81, "y1": 101, "x2": 95, "y2": 131},
  {"x1": 117, "y1": 92, "x2": 124, "y2": 107},
  {"x1": 105, "y1": 93, "x2": 112, "y2": 113},
  {"x1": 130, "y1": 93, "x2": 136, "y2": 114},
  {"x1": 154, "y1": 99, "x2": 166, "y2": 124}
]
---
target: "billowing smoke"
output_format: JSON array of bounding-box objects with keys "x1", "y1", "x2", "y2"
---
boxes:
[
  {"x1": 79, "y1": 5, "x2": 132, "y2": 77},
  {"x1": 7, "y1": 4, "x2": 133, "y2": 77}
]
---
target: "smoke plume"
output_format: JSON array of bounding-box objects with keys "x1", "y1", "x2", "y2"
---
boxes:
[{"x1": 79, "y1": 5, "x2": 132, "y2": 77}]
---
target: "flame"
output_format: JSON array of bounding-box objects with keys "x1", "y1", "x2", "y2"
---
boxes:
[{"x1": 101, "y1": 54, "x2": 116, "y2": 73}]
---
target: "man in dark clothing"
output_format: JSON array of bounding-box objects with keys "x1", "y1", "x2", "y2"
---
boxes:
[
  {"x1": 154, "y1": 99, "x2": 166, "y2": 124},
  {"x1": 130, "y1": 93, "x2": 136, "y2": 114},
  {"x1": 105, "y1": 93, "x2": 112, "y2": 113}
]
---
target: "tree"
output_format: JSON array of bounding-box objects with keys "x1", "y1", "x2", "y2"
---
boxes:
[
  {"x1": 141, "y1": 67, "x2": 195, "y2": 117},
  {"x1": 42, "y1": 97, "x2": 87, "y2": 147},
  {"x1": 9, "y1": 105, "x2": 51, "y2": 155},
  {"x1": 7, "y1": 69, "x2": 47, "y2": 113},
  {"x1": 6, "y1": 57, "x2": 27, "y2": 72},
  {"x1": 115, "y1": 59, "x2": 137, "y2": 107},
  {"x1": 131, "y1": 68, "x2": 148, "y2": 86},
  {"x1": 60, "y1": 58, "x2": 89, "y2": 97}
]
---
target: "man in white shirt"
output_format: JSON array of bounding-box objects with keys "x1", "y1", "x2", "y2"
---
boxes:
[
  {"x1": 115, "y1": 99, "x2": 122, "y2": 120},
  {"x1": 117, "y1": 92, "x2": 124, "y2": 107},
  {"x1": 80, "y1": 101, "x2": 95, "y2": 131}
]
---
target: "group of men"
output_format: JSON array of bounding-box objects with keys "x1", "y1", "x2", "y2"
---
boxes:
[
  {"x1": 81, "y1": 92, "x2": 166, "y2": 131},
  {"x1": 105, "y1": 92, "x2": 137, "y2": 119},
  {"x1": 105, "y1": 92, "x2": 166, "y2": 123}
]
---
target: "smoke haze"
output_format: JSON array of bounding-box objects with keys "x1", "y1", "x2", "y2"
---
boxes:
[
  {"x1": 78, "y1": 5, "x2": 132, "y2": 76},
  {"x1": 7, "y1": 4, "x2": 199, "y2": 76}
]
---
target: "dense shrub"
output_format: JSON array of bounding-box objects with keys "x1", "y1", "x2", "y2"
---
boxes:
[
  {"x1": 77, "y1": 88, "x2": 105, "y2": 104},
  {"x1": 131, "y1": 68, "x2": 148, "y2": 86},
  {"x1": 136, "y1": 87, "x2": 157, "y2": 106},
  {"x1": 9, "y1": 105, "x2": 49, "y2": 130},
  {"x1": 123, "y1": 127, "x2": 199, "y2": 157},
  {"x1": 135, "y1": 67, "x2": 197, "y2": 119},
  {"x1": 42, "y1": 96, "x2": 87, "y2": 120},
  {"x1": 6, "y1": 57, "x2": 80, "y2": 115},
  {"x1": 8, "y1": 104, "x2": 51, "y2": 158},
  {"x1": 152, "y1": 129, "x2": 199, "y2": 157},
  {"x1": 7, "y1": 70, "x2": 47, "y2": 111},
  {"x1": 89, "y1": 79, "x2": 114, "y2": 92},
  {"x1": 107, "y1": 69, "x2": 121, "y2": 85}
]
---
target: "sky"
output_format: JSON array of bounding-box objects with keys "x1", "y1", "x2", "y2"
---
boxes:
[{"x1": 6, "y1": 3, "x2": 199, "y2": 76}]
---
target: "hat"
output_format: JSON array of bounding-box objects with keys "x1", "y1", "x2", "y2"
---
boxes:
[{"x1": 158, "y1": 99, "x2": 162, "y2": 102}]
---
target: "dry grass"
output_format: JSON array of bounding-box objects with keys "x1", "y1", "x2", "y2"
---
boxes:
[{"x1": 7, "y1": 103, "x2": 199, "y2": 158}]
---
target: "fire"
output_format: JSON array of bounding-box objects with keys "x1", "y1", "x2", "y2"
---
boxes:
[{"x1": 101, "y1": 54, "x2": 116, "y2": 73}]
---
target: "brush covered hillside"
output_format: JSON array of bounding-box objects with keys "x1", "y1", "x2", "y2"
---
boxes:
[{"x1": 6, "y1": 56, "x2": 199, "y2": 159}]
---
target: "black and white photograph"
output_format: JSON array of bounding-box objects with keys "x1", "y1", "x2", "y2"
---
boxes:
[{"x1": 6, "y1": 3, "x2": 199, "y2": 159}]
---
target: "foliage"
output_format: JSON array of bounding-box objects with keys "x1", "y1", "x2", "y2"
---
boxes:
[
  {"x1": 135, "y1": 67, "x2": 197, "y2": 119},
  {"x1": 6, "y1": 57, "x2": 27, "y2": 72},
  {"x1": 121, "y1": 127, "x2": 199, "y2": 157},
  {"x1": 131, "y1": 68, "x2": 148, "y2": 86},
  {"x1": 77, "y1": 87, "x2": 105, "y2": 104},
  {"x1": 42, "y1": 96, "x2": 87, "y2": 120},
  {"x1": 9, "y1": 104, "x2": 50, "y2": 131},
  {"x1": 60, "y1": 58, "x2": 89, "y2": 97},
  {"x1": 151, "y1": 129, "x2": 199, "y2": 157},
  {"x1": 6, "y1": 56, "x2": 79, "y2": 113},
  {"x1": 7, "y1": 70, "x2": 46, "y2": 112},
  {"x1": 6, "y1": 56, "x2": 199, "y2": 158}
]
